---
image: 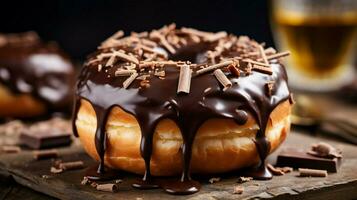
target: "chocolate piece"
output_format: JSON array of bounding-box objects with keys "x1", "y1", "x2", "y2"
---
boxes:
[
  {"x1": 276, "y1": 148, "x2": 341, "y2": 172},
  {"x1": 1, "y1": 145, "x2": 21, "y2": 153},
  {"x1": 20, "y1": 129, "x2": 71, "y2": 149},
  {"x1": 33, "y1": 149, "x2": 59, "y2": 160}
]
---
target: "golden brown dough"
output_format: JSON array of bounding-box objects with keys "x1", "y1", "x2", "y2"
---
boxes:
[{"x1": 76, "y1": 99, "x2": 291, "y2": 176}]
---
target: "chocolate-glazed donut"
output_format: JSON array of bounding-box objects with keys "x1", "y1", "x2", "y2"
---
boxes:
[
  {"x1": 0, "y1": 32, "x2": 75, "y2": 118},
  {"x1": 73, "y1": 24, "x2": 292, "y2": 195}
]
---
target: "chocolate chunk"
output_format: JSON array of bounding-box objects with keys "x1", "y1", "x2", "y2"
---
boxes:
[
  {"x1": 276, "y1": 148, "x2": 341, "y2": 172},
  {"x1": 20, "y1": 129, "x2": 71, "y2": 149}
]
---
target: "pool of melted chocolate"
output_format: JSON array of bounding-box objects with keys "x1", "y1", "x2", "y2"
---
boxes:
[{"x1": 73, "y1": 34, "x2": 291, "y2": 195}]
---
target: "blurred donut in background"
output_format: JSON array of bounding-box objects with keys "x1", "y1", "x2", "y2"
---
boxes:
[{"x1": 0, "y1": 32, "x2": 75, "y2": 118}]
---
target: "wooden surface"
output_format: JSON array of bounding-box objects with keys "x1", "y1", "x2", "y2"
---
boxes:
[
  {"x1": 0, "y1": 94, "x2": 357, "y2": 200},
  {"x1": 1, "y1": 131, "x2": 357, "y2": 200}
]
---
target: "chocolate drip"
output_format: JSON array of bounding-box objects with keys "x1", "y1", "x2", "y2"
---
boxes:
[
  {"x1": 72, "y1": 29, "x2": 291, "y2": 195},
  {"x1": 0, "y1": 34, "x2": 75, "y2": 114}
]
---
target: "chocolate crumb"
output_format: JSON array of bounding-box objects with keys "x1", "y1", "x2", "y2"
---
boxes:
[
  {"x1": 233, "y1": 185, "x2": 244, "y2": 194},
  {"x1": 115, "y1": 179, "x2": 123, "y2": 184},
  {"x1": 81, "y1": 176, "x2": 90, "y2": 185},
  {"x1": 50, "y1": 167, "x2": 63, "y2": 174},
  {"x1": 208, "y1": 177, "x2": 221, "y2": 184},
  {"x1": 237, "y1": 176, "x2": 253, "y2": 183},
  {"x1": 267, "y1": 163, "x2": 285, "y2": 176}
]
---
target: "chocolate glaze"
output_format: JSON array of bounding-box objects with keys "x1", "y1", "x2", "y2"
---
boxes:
[
  {"x1": 0, "y1": 33, "x2": 75, "y2": 115},
  {"x1": 73, "y1": 30, "x2": 291, "y2": 195}
]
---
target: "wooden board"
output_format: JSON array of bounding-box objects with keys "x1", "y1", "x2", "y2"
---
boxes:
[{"x1": 1, "y1": 131, "x2": 357, "y2": 200}]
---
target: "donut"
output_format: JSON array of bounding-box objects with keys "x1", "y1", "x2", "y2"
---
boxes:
[
  {"x1": 0, "y1": 32, "x2": 75, "y2": 118},
  {"x1": 73, "y1": 24, "x2": 292, "y2": 194}
]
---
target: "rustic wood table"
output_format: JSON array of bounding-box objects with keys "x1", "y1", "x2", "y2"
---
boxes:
[{"x1": 0, "y1": 94, "x2": 356, "y2": 200}]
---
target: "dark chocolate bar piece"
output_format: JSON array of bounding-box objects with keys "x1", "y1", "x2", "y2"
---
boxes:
[
  {"x1": 276, "y1": 148, "x2": 341, "y2": 172},
  {"x1": 20, "y1": 129, "x2": 71, "y2": 149}
]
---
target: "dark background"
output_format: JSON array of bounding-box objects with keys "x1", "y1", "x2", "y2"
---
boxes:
[{"x1": 0, "y1": 0, "x2": 272, "y2": 60}]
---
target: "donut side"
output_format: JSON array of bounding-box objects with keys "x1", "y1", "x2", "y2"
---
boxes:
[
  {"x1": 0, "y1": 84, "x2": 46, "y2": 117},
  {"x1": 75, "y1": 99, "x2": 291, "y2": 176}
]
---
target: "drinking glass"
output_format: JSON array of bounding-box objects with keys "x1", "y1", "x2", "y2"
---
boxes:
[{"x1": 270, "y1": 0, "x2": 357, "y2": 91}]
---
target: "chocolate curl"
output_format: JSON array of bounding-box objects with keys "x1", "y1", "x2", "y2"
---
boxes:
[
  {"x1": 258, "y1": 45, "x2": 269, "y2": 65},
  {"x1": 96, "y1": 184, "x2": 118, "y2": 192},
  {"x1": 177, "y1": 65, "x2": 192, "y2": 94},
  {"x1": 214, "y1": 69, "x2": 232, "y2": 89},
  {"x1": 115, "y1": 69, "x2": 137, "y2": 77},
  {"x1": 252, "y1": 65, "x2": 273, "y2": 75},
  {"x1": 299, "y1": 168, "x2": 328, "y2": 177},
  {"x1": 267, "y1": 164, "x2": 285, "y2": 176},
  {"x1": 196, "y1": 60, "x2": 234, "y2": 75},
  {"x1": 123, "y1": 73, "x2": 138, "y2": 89},
  {"x1": 150, "y1": 31, "x2": 176, "y2": 54},
  {"x1": 260, "y1": 51, "x2": 290, "y2": 61},
  {"x1": 59, "y1": 161, "x2": 84, "y2": 170}
]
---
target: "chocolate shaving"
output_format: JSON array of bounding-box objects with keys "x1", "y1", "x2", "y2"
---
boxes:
[
  {"x1": 308, "y1": 142, "x2": 342, "y2": 158},
  {"x1": 206, "y1": 31, "x2": 227, "y2": 42},
  {"x1": 177, "y1": 65, "x2": 192, "y2": 94},
  {"x1": 277, "y1": 166, "x2": 293, "y2": 173},
  {"x1": 140, "y1": 80, "x2": 150, "y2": 88},
  {"x1": 265, "y1": 81, "x2": 275, "y2": 96},
  {"x1": 252, "y1": 65, "x2": 273, "y2": 75},
  {"x1": 243, "y1": 59, "x2": 270, "y2": 68},
  {"x1": 136, "y1": 44, "x2": 167, "y2": 58},
  {"x1": 228, "y1": 64, "x2": 240, "y2": 77},
  {"x1": 81, "y1": 176, "x2": 90, "y2": 185},
  {"x1": 59, "y1": 161, "x2": 84, "y2": 170},
  {"x1": 237, "y1": 176, "x2": 253, "y2": 183},
  {"x1": 50, "y1": 167, "x2": 63, "y2": 174},
  {"x1": 105, "y1": 50, "x2": 139, "y2": 66},
  {"x1": 96, "y1": 183, "x2": 118, "y2": 192},
  {"x1": 140, "y1": 38, "x2": 157, "y2": 47},
  {"x1": 150, "y1": 31, "x2": 176, "y2": 54},
  {"x1": 123, "y1": 73, "x2": 138, "y2": 89},
  {"x1": 115, "y1": 69, "x2": 137, "y2": 77},
  {"x1": 267, "y1": 163, "x2": 285, "y2": 176},
  {"x1": 299, "y1": 168, "x2": 328, "y2": 177},
  {"x1": 258, "y1": 45, "x2": 269, "y2": 65},
  {"x1": 196, "y1": 60, "x2": 234, "y2": 75},
  {"x1": 180, "y1": 27, "x2": 211, "y2": 38},
  {"x1": 233, "y1": 185, "x2": 244, "y2": 194},
  {"x1": 214, "y1": 69, "x2": 232, "y2": 89},
  {"x1": 261, "y1": 51, "x2": 290, "y2": 61}
]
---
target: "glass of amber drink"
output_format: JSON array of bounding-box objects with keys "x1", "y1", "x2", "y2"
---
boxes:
[{"x1": 270, "y1": 0, "x2": 357, "y2": 91}]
